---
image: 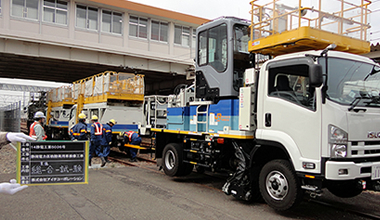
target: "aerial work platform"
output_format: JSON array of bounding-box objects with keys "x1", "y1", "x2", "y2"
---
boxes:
[
  {"x1": 72, "y1": 71, "x2": 145, "y2": 104},
  {"x1": 249, "y1": 0, "x2": 371, "y2": 56}
]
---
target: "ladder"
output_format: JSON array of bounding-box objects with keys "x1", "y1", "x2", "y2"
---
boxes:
[{"x1": 196, "y1": 104, "x2": 209, "y2": 132}]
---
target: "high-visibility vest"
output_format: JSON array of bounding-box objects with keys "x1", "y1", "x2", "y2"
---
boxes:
[
  {"x1": 94, "y1": 122, "x2": 103, "y2": 136},
  {"x1": 29, "y1": 121, "x2": 47, "y2": 140},
  {"x1": 126, "y1": 131, "x2": 135, "y2": 142}
]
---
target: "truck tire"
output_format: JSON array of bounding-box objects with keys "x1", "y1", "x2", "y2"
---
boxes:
[
  {"x1": 162, "y1": 143, "x2": 193, "y2": 177},
  {"x1": 326, "y1": 180, "x2": 363, "y2": 198},
  {"x1": 259, "y1": 159, "x2": 304, "y2": 211}
]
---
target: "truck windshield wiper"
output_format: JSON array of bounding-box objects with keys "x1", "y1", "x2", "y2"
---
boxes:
[{"x1": 348, "y1": 96, "x2": 372, "y2": 111}]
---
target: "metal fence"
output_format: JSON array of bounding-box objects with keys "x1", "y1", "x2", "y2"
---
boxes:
[{"x1": 0, "y1": 101, "x2": 21, "y2": 132}]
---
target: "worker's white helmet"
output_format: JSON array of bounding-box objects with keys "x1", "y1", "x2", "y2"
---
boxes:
[{"x1": 34, "y1": 111, "x2": 46, "y2": 119}]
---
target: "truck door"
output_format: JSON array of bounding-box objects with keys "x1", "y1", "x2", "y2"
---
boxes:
[{"x1": 259, "y1": 58, "x2": 322, "y2": 168}]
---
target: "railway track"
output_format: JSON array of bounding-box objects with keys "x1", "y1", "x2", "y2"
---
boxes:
[{"x1": 108, "y1": 149, "x2": 156, "y2": 167}]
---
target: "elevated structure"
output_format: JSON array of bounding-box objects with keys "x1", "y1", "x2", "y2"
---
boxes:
[
  {"x1": 0, "y1": 83, "x2": 56, "y2": 92},
  {"x1": 0, "y1": 0, "x2": 209, "y2": 94},
  {"x1": 249, "y1": 0, "x2": 371, "y2": 56}
]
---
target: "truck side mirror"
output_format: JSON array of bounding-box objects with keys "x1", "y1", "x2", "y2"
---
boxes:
[{"x1": 309, "y1": 64, "x2": 323, "y2": 87}]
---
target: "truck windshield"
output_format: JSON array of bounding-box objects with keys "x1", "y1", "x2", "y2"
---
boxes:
[{"x1": 319, "y1": 57, "x2": 380, "y2": 108}]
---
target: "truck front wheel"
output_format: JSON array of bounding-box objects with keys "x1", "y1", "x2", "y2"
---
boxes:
[
  {"x1": 259, "y1": 159, "x2": 304, "y2": 211},
  {"x1": 162, "y1": 143, "x2": 193, "y2": 177}
]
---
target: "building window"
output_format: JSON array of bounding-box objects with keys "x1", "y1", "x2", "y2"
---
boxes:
[
  {"x1": 129, "y1": 16, "x2": 148, "y2": 39},
  {"x1": 102, "y1": 10, "x2": 122, "y2": 34},
  {"x1": 76, "y1": 5, "x2": 98, "y2": 30},
  {"x1": 12, "y1": 0, "x2": 39, "y2": 20},
  {"x1": 151, "y1": 20, "x2": 168, "y2": 42},
  {"x1": 192, "y1": 28, "x2": 196, "y2": 48},
  {"x1": 43, "y1": 0, "x2": 68, "y2": 25},
  {"x1": 174, "y1": 25, "x2": 190, "y2": 46},
  {"x1": 0, "y1": 0, "x2": 2, "y2": 14}
]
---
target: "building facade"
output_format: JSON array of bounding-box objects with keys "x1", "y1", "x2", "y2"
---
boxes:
[{"x1": 0, "y1": 0, "x2": 209, "y2": 93}]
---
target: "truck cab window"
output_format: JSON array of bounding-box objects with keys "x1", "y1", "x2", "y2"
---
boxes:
[
  {"x1": 208, "y1": 24, "x2": 227, "y2": 72},
  {"x1": 268, "y1": 64, "x2": 316, "y2": 111}
]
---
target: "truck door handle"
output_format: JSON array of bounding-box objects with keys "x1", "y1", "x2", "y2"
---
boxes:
[{"x1": 265, "y1": 113, "x2": 271, "y2": 127}]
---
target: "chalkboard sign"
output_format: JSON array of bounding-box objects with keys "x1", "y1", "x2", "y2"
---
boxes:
[{"x1": 17, "y1": 141, "x2": 89, "y2": 185}]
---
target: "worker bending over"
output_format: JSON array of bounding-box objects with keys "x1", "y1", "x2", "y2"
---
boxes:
[
  {"x1": 29, "y1": 111, "x2": 47, "y2": 141},
  {"x1": 124, "y1": 131, "x2": 141, "y2": 162},
  {"x1": 101, "y1": 119, "x2": 116, "y2": 163},
  {"x1": 90, "y1": 115, "x2": 105, "y2": 167},
  {"x1": 70, "y1": 113, "x2": 88, "y2": 140}
]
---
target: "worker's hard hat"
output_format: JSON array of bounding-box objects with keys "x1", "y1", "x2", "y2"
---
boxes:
[
  {"x1": 109, "y1": 119, "x2": 116, "y2": 125},
  {"x1": 34, "y1": 111, "x2": 46, "y2": 119},
  {"x1": 91, "y1": 115, "x2": 98, "y2": 120},
  {"x1": 78, "y1": 113, "x2": 86, "y2": 119}
]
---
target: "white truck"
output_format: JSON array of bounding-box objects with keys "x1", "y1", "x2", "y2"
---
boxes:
[{"x1": 152, "y1": 14, "x2": 380, "y2": 211}]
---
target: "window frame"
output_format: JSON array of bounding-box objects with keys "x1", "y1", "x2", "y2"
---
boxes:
[
  {"x1": 75, "y1": 4, "x2": 99, "y2": 31},
  {"x1": 42, "y1": 0, "x2": 68, "y2": 26},
  {"x1": 101, "y1": 9, "x2": 123, "y2": 35},
  {"x1": 174, "y1": 25, "x2": 191, "y2": 47},
  {"x1": 192, "y1": 28, "x2": 196, "y2": 48},
  {"x1": 267, "y1": 62, "x2": 316, "y2": 111},
  {"x1": 150, "y1": 19, "x2": 168, "y2": 43},
  {"x1": 197, "y1": 23, "x2": 228, "y2": 73},
  {"x1": 11, "y1": 0, "x2": 40, "y2": 21},
  {"x1": 129, "y1": 15, "x2": 148, "y2": 39}
]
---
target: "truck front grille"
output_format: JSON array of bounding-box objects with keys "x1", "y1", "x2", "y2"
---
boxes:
[{"x1": 350, "y1": 141, "x2": 380, "y2": 158}]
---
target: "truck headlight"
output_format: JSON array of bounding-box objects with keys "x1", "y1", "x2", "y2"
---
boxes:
[
  {"x1": 329, "y1": 125, "x2": 348, "y2": 158},
  {"x1": 331, "y1": 144, "x2": 347, "y2": 158}
]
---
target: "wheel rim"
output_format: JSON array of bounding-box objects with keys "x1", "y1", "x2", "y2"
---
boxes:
[
  {"x1": 265, "y1": 170, "x2": 289, "y2": 200},
  {"x1": 164, "y1": 150, "x2": 176, "y2": 170}
]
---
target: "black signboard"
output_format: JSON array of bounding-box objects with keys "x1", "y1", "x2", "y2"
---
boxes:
[{"x1": 17, "y1": 141, "x2": 89, "y2": 185}]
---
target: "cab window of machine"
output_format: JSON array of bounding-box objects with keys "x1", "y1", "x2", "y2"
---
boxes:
[
  {"x1": 268, "y1": 64, "x2": 316, "y2": 111},
  {"x1": 90, "y1": 109, "x2": 99, "y2": 119},
  {"x1": 197, "y1": 23, "x2": 227, "y2": 72},
  {"x1": 233, "y1": 24, "x2": 251, "y2": 91}
]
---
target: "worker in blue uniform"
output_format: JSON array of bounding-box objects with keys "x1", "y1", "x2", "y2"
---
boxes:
[
  {"x1": 69, "y1": 113, "x2": 88, "y2": 141},
  {"x1": 124, "y1": 130, "x2": 141, "y2": 162},
  {"x1": 101, "y1": 119, "x2": 116, "y2": 163},
  {"x1": 90, "y1": 115, "x2": 105, "y2": 167}
]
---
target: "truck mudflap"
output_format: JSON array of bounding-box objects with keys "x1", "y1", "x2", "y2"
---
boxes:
[{"x1": 222, "y1": 142, "x2": 252, "y2": 201}]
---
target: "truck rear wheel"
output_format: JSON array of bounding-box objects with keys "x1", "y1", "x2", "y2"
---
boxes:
[
  {"x1": 163, "y1": 143, "x2": 193, "y2": 177},
  {"x1": 259, "y1": 159, "x2": 304, "y2": 211},
  {"x1": 326, "y1": 180, "x2": 363, "y2": 198}
]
